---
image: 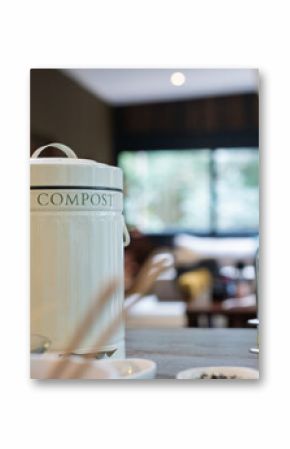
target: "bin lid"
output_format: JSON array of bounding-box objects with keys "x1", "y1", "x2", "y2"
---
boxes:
[{"x1": 30, "y1": 143, "x2": 122, "y2": 190}]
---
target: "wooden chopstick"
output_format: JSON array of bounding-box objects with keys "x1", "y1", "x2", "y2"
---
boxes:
[
  {"x1": 67, "y1": 293, "x2": 141, "y2": 379},
  {"x1": 46, "y1": 279, "x2": 119, "y2": 379},
  {"x1": 67, "y1": 258, "x2": 171, "y2": 378},
  {"x1": 46, "y1": 256, "x2": 170, "y2": 379}
]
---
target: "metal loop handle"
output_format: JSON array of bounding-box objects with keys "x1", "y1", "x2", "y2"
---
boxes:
[
  {"x1": 31, "y1": 143, "x2": 78, "y2": 159},
  {"x1": 123, "y1": 219, "x2": 130, "y2": 247}
]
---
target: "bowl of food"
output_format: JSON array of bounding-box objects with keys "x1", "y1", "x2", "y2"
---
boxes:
[{"x1": 176, "y1": 366, "x2": 259, "y2": 380}]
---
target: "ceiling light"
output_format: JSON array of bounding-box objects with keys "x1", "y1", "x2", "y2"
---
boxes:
[{"x1": 170, "y1": 72, "x2": 186, "y2": 86}]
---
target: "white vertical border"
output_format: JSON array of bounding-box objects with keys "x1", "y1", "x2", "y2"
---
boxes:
[{"x1": 0, "y1": 1, "x2": 289, "y2": 448}]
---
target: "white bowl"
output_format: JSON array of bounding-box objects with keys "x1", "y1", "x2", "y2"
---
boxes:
[
  {"x1": 176, "y1": 366, "x2": 259, "y2": 380},
  {"x1": 30, "y1": 354, "x2": 156, "y2": 380},
  {"x1": 96, "y1": 358, "x2": 157, "y2": 380}
]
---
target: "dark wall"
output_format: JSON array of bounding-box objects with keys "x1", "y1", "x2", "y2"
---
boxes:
[
  {"x1": 30, "y1": 69, "x2": 113, "y2": 163},
  {"x1": 30, "y1": 71, "x2": 258, "y2": 162},
  {"x1": 113, "y1": 93, "x2": 258, "y2": 154}
]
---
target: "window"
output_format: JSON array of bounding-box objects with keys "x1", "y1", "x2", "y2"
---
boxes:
[
  {"x1": 118, "y1": 148, "x2": 259, "y2": 235},
  {"x1": 214, "y1": 149, "x2": 259, "y2": 232}
]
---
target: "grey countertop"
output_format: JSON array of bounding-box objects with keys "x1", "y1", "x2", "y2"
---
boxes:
[{"x1": 125, "y1": 328, "x2": 259, "y2": 379}]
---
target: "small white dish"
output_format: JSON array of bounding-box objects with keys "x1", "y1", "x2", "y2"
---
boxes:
[
  {"x1": 95, "y1": 358, "x2": 157, "y2": 379},
  {"x1": 31, "y1": 354, "x2": 156, "y2": 380},
  {"x1": 176, "y1": 366, "x2": 259, "y2": 380}
]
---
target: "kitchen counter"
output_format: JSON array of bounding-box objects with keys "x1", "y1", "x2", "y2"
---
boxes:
[{"x1": 126, "y1": 328, "x2": 259, "y2": 379}]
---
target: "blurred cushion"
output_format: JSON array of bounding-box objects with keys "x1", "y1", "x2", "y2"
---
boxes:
[{"x1": 178, "y1": 268, "x2": 212, "y2": 301}]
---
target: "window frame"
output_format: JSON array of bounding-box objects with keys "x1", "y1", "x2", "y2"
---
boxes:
[{"x1": 118, "y1": 146, "x2": 259, "y2": 238}]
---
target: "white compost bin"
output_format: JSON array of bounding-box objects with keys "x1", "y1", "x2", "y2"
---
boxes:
[{"x1": 30, "y1": 143, "x2": 130, "y2": 358}]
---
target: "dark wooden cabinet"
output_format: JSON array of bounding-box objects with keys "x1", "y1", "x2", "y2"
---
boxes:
[{"x1": 114, "y1": 93, "x2": 258, "y2": 153}]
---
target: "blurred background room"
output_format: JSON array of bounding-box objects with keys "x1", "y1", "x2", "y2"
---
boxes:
[{"x1": 30, "y1": 68, "x2": 259, "y2": 330}]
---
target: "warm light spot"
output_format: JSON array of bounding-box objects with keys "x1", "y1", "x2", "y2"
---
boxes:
[{"x1": 170, "y1": 72, "x2": 186, "y2": 86}]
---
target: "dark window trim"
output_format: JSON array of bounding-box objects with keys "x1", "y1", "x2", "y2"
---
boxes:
[{"x1": 114, "y1": 132, "x2": 258, "y2": 158}]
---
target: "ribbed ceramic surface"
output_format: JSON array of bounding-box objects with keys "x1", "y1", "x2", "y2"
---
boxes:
[
  {"x1": 30, "y1": 146, "x2": 127, "y2": 357},
  {"x1": 31, "y1": 209, "x2": 125, "y2": 353}
]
